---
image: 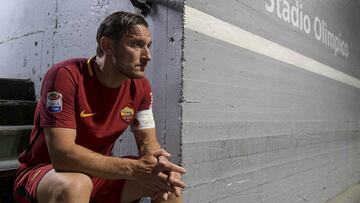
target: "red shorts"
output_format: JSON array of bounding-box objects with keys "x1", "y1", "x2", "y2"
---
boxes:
[{"x1": 14, "y1": 164, "x2": 140, "y2": 203}]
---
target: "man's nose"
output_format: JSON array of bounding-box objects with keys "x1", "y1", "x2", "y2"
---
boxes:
[{"x1": 142, "y1": 46, "x2": 152, "y2": 61}]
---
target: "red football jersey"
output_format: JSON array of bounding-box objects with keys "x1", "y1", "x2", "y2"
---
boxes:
[{"x1": 18, "y1": 57, "x2": 153, "y2": 169}]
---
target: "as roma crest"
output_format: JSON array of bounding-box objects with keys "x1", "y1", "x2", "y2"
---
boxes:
[{"x1": 120, "y1": 107, "x2": 134, "y2": 122}]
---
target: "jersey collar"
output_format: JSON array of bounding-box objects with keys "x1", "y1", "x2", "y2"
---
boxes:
[{"x1": 87, "y1": 56, "x2": 95, "y2": 77}]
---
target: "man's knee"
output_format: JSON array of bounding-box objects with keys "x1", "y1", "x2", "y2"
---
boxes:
[
  {"x1": 55, "y1": 173, "x2": 93, "y2": 196},
  {"x1": 37, "y1": 171, "x2": 93, "y2": 202}
]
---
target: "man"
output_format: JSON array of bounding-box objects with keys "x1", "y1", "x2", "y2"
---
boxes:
[{"x1": 14, "y1": 11, "x2": 186, "y2": 203}]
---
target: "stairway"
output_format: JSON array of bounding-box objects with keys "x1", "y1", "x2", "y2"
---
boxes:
[{"x1": 0, "y1": 79, "x2": 36, "y2": 203}]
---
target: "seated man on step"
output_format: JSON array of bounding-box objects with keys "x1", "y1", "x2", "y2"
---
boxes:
[{"x1": 14, "y1": 11, "x2": 186, "y2": 203}]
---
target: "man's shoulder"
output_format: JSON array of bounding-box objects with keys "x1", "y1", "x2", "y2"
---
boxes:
[
  {"x1": 131, "y1": 78, "x2": 152, "y2": 101},
  {"x1": 45, "y1": 58, "x2": 88, "y2": 78},
  {"x1": 51, "y1": 58, "x2": 87, "y2": 70},
  {"x1": 131, "y1": 77, "x2": 152, "y2": 94}
]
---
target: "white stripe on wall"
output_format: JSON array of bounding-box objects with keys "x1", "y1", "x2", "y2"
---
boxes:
[{"x1": 184, "y1": 6, "x2": 360, "y2": 89}]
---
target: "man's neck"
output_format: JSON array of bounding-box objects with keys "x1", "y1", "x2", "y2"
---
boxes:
[{"x1": 94, "y1": 56, "x2": 128, "y2": 88}]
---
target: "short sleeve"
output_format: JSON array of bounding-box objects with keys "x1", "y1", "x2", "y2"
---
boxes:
[
  {"x1": 138, "y1": 78, "x2": 153, "y2": 111},
  {"x1": 131, "y1": 79, "x2": 155, "y2": 131},
  {"x1": 40, "y1": 67, "x2": 77, "y2": 129}
]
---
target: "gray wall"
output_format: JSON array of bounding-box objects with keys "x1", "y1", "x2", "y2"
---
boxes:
[{"x1": 182, "y1": 0, "x2": 360, "y2": 202}]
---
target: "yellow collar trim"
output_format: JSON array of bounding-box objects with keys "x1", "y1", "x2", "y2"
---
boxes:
[{"x1": 87, "y1": 56, "x2": 95, "y2": 77}]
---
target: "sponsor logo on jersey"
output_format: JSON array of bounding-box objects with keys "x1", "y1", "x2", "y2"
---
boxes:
[
  {"x1": 80, "y1": 110, "x2": 96, "y2": 118},
  {"x1": 46, "y1": 91, "x2": 62, "y2": 113},
  {"x1": 120, "y1": 107, "x2": 134, "y2": 122}
]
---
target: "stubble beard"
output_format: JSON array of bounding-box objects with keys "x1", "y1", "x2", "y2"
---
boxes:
[{"x1": 117, "y1": 64, "x2": 145, "y2": 79}]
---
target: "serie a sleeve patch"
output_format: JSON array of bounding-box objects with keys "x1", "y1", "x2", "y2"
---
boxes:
[{"x1": 46, "y1": 91, "x2": 63, "y2": 113}]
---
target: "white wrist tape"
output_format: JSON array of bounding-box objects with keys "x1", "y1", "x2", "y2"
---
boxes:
[{"x1": 131, "y1": 108, "x2": 155, "y2": 131}]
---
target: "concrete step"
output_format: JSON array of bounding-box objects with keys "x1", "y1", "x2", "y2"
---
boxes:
[
  {"x1": 0, "y1": 100, "x2": 36, "y2": 125},
  {"x1": 0, "y1": 125, "x2": 32, "y2": 171},
  {"x1": 0, "y1": 78, "x2": 35, "y2": 101},
  {"x1": 0, "y1": 160, "x2": 19, "y2": 172},
  {"x1": 325, "y1": 184, "x2": 360, "y2": 203},
  {"x1": 0, "y1": 79, "x2": 35, "y2": 203}
]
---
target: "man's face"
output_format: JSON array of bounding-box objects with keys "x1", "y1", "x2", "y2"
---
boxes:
[{"x1": 111, "y1": 25, "x2": 152, "y2": 79}]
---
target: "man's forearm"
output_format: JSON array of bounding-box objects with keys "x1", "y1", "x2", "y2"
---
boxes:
[
  {"x1": 139, "y1": 139, "x2": 161, "y2": 155},
  {"x1": 134, "y1": 128, "x2": 161, "y2": 156},
  {"x1": 50, "y1": 143, "x2": 137, "y2": 180}
]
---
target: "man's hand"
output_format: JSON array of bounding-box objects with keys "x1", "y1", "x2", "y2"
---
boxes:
[
  {"x1": 156, "y1": 155, "x2": 184, "y2": 200},
  {"x1": 169, "y1": 171, "x2": 182, "y2": 197},
  {"x1": 131, "y1": 149, "x2": 186, "y2": 196}
]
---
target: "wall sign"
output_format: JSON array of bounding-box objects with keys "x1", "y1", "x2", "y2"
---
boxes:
[{"x1": 265, "y1": 0, "x2": 349, "y2": 58}]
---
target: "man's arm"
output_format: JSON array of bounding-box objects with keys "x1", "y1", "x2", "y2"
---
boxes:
[
  {"x1": 133, "y1": 127, "x2": 186, "y2": 176},
  {"x1": 45, "y1": 127, "x2": 136, "y2": 179},
  {"x1": 133, "y1": 128, "x2": 160, "y2": 156},
  {"x1": 45, "y1": 127, "x2": 185, "y2": 192}
]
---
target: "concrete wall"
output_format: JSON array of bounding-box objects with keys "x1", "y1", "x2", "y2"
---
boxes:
[
  {"x1": 182, "y1": 0, "x2": 360, "y2": 202},
  {"x1": 0, "y1": 0, "x2": 182, "y2": 164}
]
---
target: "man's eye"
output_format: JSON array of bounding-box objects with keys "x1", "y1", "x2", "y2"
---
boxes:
[{"x1": 133, "y1": 42, "x2": 143, "y2": 47}]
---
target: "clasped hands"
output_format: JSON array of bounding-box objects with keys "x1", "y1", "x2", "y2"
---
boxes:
[{"x1": 133, "y1": 149, "x2": 186, "y2": 200}]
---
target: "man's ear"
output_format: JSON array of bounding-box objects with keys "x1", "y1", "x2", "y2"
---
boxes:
[{"x1": 100, "y1": 37, "x2": 113, "y2": 55}]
